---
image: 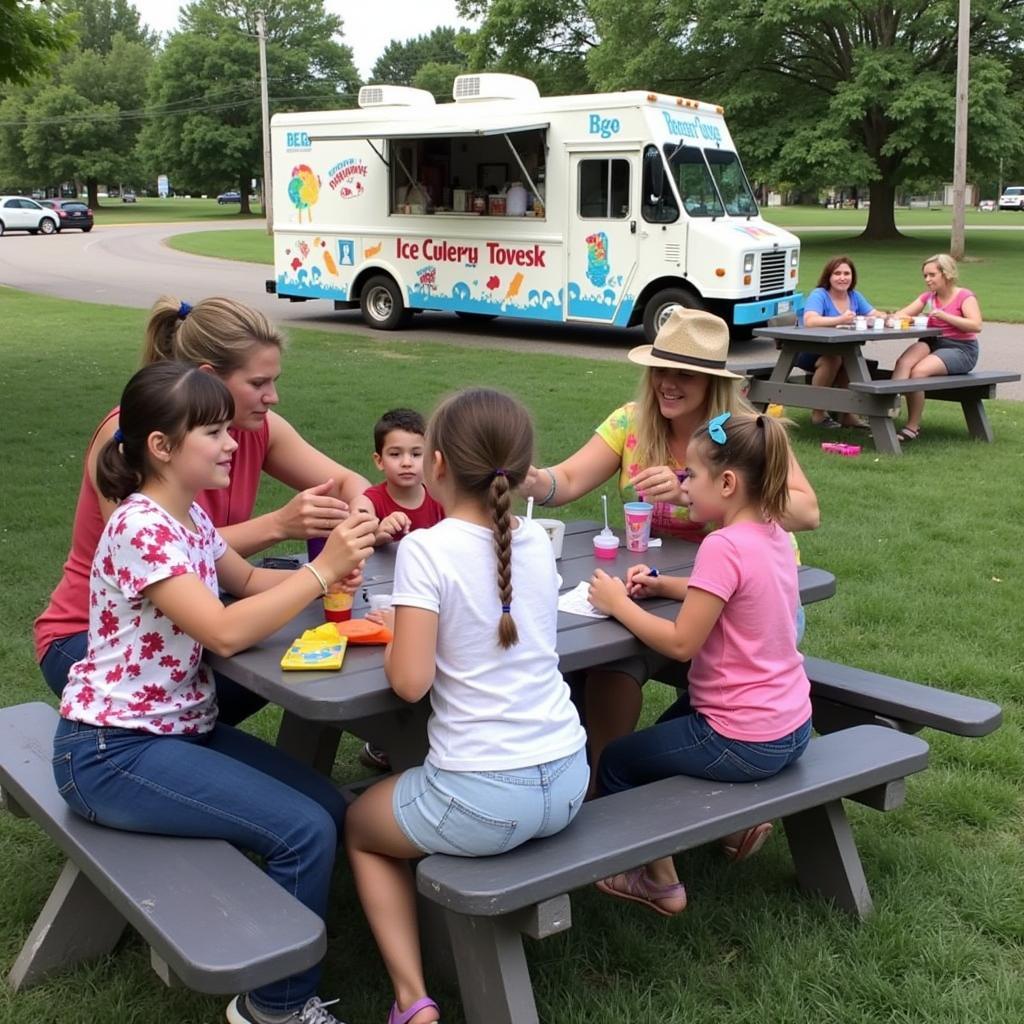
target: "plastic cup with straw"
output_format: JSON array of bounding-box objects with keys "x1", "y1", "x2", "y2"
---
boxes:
[{"x1": 526, "y1": 496, "x2": 534, "y2": 521}]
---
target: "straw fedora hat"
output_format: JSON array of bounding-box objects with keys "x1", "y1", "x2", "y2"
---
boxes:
[{"x1": 628, "y1": 307, "x2": 742, "y2": 379}]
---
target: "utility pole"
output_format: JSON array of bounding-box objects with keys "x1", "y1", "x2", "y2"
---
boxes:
[
  {"x1": 950, "y1": 0, "x2": 970, "y2": 260},
  {"x1": 257, "y1": 10, "x2": 273, "y2": 234}
]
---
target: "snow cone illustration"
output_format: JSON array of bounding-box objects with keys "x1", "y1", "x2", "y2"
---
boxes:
[
  {"x1": 585, "y1": 231, "x2": 610, "y2": 287},
  {"x1": 288, "y1": 164, "x2": 320, "y2": 223}
]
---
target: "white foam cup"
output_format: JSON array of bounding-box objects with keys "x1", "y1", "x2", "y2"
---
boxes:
[{"x1": 535, "y1": 518, "x2": 566, "y2": 559}]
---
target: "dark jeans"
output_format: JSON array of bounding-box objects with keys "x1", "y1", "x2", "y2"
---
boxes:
[
  {"x1": 40, "y1": 631, "x2": 267, "y2": 726},
  {"x1": 53, "y1": 716, "x2": 347, "y2": 1014},
  {"x1": 597, "y1": 689, "x2": 812, "y2": 796}
]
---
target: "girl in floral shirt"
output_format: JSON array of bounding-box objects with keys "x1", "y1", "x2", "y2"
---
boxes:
[{"x1": 54, "y1": 362, "x2": 377, "y2": 1024}]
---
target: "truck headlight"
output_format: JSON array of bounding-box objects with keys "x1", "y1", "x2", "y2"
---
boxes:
[
  {"x1": 743, "y1": 254, "x2": 754, "y2": 273},
  {"x1": 790, "y1": 249, "x2": 799, "y2": 267}
]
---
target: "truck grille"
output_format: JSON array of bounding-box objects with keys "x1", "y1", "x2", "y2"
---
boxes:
[{"x1": 759, "y1": 250, "x2": 787, "y2": 293}]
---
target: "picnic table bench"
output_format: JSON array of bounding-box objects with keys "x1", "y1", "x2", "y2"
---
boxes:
[
  {"x1": 417, "y1": 724, "x2": 929, "y2": 1024},
  {"x1": 0, "y1": 702, "x2": 325, "y2": 995}
]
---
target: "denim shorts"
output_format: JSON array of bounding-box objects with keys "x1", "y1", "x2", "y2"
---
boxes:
[
  {"x1": 393, "y1": 747, "x2": 589, "y2": 856},
  {"x1": 929, "y1": 338, "x2": 978, "y2": 374}
]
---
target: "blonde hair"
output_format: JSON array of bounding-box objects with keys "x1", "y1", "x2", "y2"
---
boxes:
[
  {"x1": 633, "y1": 369, "x2": 753, "y2": 469},
  {"x1": 141, "y1": 296, "x2": 284, "y2": 374},
  {"x1": 427, "y1": 389, "x2": 535, "y2": 649},
  {"x1": 692, "y1": 411, "x2": 793, "y2": 523},
  {"x1": 923, "y1": 253, "x2": 959, "y2": 283}
]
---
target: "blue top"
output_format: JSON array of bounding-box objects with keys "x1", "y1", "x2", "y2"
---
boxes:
[{"x1": 802, "y1": 287, "x2": 874, "y2": 320}]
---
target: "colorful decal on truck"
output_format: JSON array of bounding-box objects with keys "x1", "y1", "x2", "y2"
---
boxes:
[
  {"x1": 326, "y1": 158, "x2": 368, "y2": 199},
  {"x1": 278, "y1": 235, "x2": 349, "y2": 301},
  {"x1": 287, "y1": 164, "x2": 320, "y2": 222},
  {"x1": 585, "y1": 231, "x2": 610, "y2": 286}
]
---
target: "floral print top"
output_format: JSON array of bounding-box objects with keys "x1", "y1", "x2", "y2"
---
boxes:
[{"x1": 60, "y1": 494, "x2": 226, "y2": 735}]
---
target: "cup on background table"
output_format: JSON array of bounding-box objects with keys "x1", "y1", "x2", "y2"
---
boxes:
[
  {"x1": 534, "y1": 518, "x2": 566, "y2": 559},
  {"x1": 368, "y1": 593, "x2": 393, "y2": 614},
  {"x1": 913, "y1": 315, "x2": 929, "y2": 328},
  {"x1": 623, "y1": 501, "x2": 654, "y2": 553}
]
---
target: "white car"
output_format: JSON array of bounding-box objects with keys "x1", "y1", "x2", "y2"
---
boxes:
[
  {"x1": 998, "y1": 185, "x2": 1024, "y2": 211},
  {"x1": 0, "y1": 195, "x2": 61, "y2": 236}
]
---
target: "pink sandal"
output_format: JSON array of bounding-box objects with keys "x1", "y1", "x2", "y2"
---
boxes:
[
  {"x1": 722, "y1": 822, "x2": 773, "y2": 863},
  {"x1": 387, "y1": 996, "x2": 439, "y2": 1024},
  {"x1": 595, "y1": 867, "x2": 687, "y2": 917}
]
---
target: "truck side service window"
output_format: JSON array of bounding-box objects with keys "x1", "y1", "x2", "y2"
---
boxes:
[
  {"x1": 665, "y1": 145, "x2": 723, "y2": 218},
  {"x1": 578, "y1": 159, "x2": 630, "y2": 218},
  {"x1": 642, "y1": 145, "x2": 678, "y2": 223}
]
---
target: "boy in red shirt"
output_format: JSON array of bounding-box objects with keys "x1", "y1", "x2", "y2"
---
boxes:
[{"x1": 363, "y1": 408, "x2": 445, "y2": 545}]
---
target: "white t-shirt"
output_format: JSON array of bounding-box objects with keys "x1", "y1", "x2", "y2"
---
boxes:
[
  {"x1": 60, "y1": 493, "x2": 225, "y2": 735},
  {"x1": 391, "y1": 516, "x2": 586, "y2": 771}
]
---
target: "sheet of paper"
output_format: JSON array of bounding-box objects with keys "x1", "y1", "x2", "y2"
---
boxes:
[{"x1": 557, "y1": 580, "x2": 608, "y2": 619}]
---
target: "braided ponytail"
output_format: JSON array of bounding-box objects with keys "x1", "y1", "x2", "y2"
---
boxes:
[{"x1": 489, "y1": 471, "x2": 519, "y2": 649}]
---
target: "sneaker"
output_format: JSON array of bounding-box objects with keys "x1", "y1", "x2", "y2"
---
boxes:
[
  {"x1": 227, "y1": 994, "x2": 347, "y2": 1024},
  {"x1": 358, "y1": 742, "x2": 392, "y2": 771}
]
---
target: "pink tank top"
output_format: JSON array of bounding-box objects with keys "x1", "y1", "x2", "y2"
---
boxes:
[
  {"x1": 919, "y1": 288, "x2": 978, "y2": 342},
  {"x1": 33, "y1": 411, "x2": 270, "y2": 662}
]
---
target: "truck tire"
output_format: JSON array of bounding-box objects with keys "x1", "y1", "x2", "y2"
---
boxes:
[
  {"x1": 642, "y1": 288, "x2": 701, "y2": 342},
  {"x1": 360, "y1": 274, "x2": 410, "y2": 330}
]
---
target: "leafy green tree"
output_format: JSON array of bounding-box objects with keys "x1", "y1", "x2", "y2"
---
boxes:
[
  {"x1": 0, "y1": 0, "x2": 74, "y2": 90},
  {"x1": 370, "y1": 26, "x2": 467, "y2": 87},
  {"x1": 65, "y1": 0, "x2": 157, "y2": 53},
  {"x1": 412, "y1": 60, "x2": 465, "y2": 102},
  {"x1": 142, "y1": 0, "x2": 360, "y2": 214}
]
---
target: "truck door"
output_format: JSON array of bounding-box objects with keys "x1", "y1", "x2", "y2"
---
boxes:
[{"x1": 566, "y1": 151, "x2": 639, "y2": 325}]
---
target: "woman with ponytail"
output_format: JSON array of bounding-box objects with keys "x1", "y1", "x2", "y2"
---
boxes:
[
  {"x1": 586, "y1": 412, "x2": 813, "y2": 916},
  {"x1": 35, "y1": 295, "x2": 371, "y2": 719},
  {"x1": 346, "y1": 388, "x2": 588, "y2": 1024}
]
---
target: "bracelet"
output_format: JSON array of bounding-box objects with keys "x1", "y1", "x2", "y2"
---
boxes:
[
  {"x1": 302, "y1": 561, "x2": 329, "y2": 596},
  {"x1": 537, "y1": 467, "x2": 557, "y2": 506}
]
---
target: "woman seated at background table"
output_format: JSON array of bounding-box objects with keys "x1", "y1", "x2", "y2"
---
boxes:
[
  {"x1": 797, "y1": 255, "x2": 885, "y2": 429},
  {"x1": 519, "y1": 307, "x2": 819, "y2": 794},
  {"x1": 889, "y1": 254, "x2": 983, "y2": 442},
  {"x1": 34, "y1": 295, "x2": 372, "y2": 721}
]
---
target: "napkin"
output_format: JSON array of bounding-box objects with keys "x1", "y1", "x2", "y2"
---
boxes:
[{"x1": 557, "y1": 580, "x2": 608, "y2": 619}]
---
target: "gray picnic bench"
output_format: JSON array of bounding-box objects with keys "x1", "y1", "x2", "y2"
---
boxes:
[
  {"x1": 0, "y1": 702, "x2": 325, "y2": 995},
  {"x1": 417, "y1": 724, "x2": 929, "y2": 1024}
]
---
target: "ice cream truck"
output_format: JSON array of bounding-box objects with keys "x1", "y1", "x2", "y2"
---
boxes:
[{"x1": 268, "y1": 73, "x2": 802, "y2": 340}]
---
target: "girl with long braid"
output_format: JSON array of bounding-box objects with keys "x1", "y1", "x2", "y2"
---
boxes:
[{"x1": 346, "y1": 388, "x2": 588, "y2": 1024}]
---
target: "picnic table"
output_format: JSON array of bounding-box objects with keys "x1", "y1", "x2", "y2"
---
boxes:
[{"x1": 206, "y1": 520, "x2": 836, "y2": 773}]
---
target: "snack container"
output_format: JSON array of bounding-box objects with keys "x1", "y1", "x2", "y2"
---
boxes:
[
  {"x1": 593, "y1": 533, "x2": 620, "y2": 560},
  {"x1": 535, "y1": 518, "x2": 566, "y2": 559}
]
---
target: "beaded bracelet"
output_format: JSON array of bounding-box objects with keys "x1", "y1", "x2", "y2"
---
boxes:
[
  {"x1": 537, "y1": 467, "x2": 557, "y2": 506},
  {"x1": 302, "y1": 561, "x2": 330, "y2": 596}
]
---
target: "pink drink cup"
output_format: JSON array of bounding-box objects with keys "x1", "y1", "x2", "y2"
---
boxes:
[{"x1": 623, "y1": 501, "x2": 654, "y2": 553}]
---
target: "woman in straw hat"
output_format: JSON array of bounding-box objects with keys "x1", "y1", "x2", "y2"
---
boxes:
[{"x1": 521, "y1": 307, "x2": 819, "y2": 798}]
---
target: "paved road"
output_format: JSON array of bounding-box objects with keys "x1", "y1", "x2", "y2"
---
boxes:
[{"x1": 2, "y1": 220, "x2": 1020, "y2": 398}]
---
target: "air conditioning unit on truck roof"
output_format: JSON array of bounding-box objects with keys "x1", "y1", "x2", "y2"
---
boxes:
[
  {"x1": 452, "y1": 73, "x2": 540, "y2": 102},
  {"x1": 358, "y1": 85, "x2": 435, "y2": 109}
]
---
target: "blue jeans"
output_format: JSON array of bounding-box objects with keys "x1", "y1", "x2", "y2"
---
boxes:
[
  {"x1": 597, "y1": 690, "x2": 812, "y2": 796},
  {"x1": 40, "y1": 632, "x2": 267, "y2": 726},
  {"x1": 53, "y1": 717, "x2": 347, "y2": 1014}
]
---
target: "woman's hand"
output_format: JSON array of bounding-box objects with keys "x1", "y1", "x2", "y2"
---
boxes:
[
  {"x1": 315, "y1": 510, "x2": 377, "y2": 583},
  {"x1": 330, "y1": 567, "x2": 363, "y2": 595},
  {"x1": 588, "y1": 569, "x2": 630, "y2": 616},
  {"x1": 630, "y1": 465, "x2": 684, "y2": 504},
  {"x1": 836, "y1": 309, "x2": 855, "y2": 325},
  {"x1": 625, "y1": 564, "x2": 663, "y2": 599},
  {"x1": 273, "y1": 479, "x2": 350, "y2": 540}
]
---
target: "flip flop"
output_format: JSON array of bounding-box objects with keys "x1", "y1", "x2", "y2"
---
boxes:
[
  {"x1": 811, "y1": 415, "x2": 842, "y2": 430},
  {"x1": 896, "y1": 426, "x2": 921, "y2": 442},
  {"x1": 722, "y1": 822, "x2": 773, "y2": 863},
  {"x1": 595, "y1": 867, "x2": 687, "y2": 917},
  {"x1": 387, "y1": 996, "x2": 440, "y2": 1024}
]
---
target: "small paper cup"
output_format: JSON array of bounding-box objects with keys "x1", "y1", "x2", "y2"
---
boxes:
[
  {"x1": 368, "y1": 593, "x2": 393, "y2": 613},
  {"x1": 913, "y1": 315, "x2": 929, "y2": 328},
  {"x1": 534, "y1": 518, "x2": 566, "y2": 560},
  {"x1": 593, "y1": 534, "x2": 620, "y2": 560}
]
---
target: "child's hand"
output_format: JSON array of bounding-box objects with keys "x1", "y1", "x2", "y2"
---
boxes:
[
  {"x1": 366, "y1": 607, "x2": 395, "y2": 631},
  {"x1": 626, "y1": 564, "x2": 662, "y2": 599},
  {"x1": 319, "y1": 510, "x2": 377, "y2": 582},
  {"x1": 588, "y1": 569, "x2": 629, "y2": 616},
  {"x1": 276, "y1": 479, "x2": 349, "y2": 539},
  {"x1": 378, "y1": 511, "x2": 411, "y2": 542}
]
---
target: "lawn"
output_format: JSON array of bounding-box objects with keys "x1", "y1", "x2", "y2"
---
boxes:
[
  {"x1": 91, "y1": 196, "x2": 264, "y2": 226},
  {"x1": 1, "y1": 287, "x2": 1022, "y2": 1024}
]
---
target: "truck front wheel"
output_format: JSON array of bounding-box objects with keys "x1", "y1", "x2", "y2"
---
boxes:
[
  {"x1": 360, "y1": 275, "x2": 410, "y2": 330},
  {"x1": 642, "y1": 288, "x2": 701, "y2": 342}
]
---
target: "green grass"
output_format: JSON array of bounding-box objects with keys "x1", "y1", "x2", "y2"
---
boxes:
[
  {"x1": 92, "y1": 196, "x2": 265, "y2": 226},
  {"x1": 2, "y1": 287, "x2": 1022, "y2": 1024},
  {"x1": 167, "y1": 226, "x2": 273, "y2": 263},
  {"x1": 763, "y1": 204, "x2": 1024, "y2": 229}
]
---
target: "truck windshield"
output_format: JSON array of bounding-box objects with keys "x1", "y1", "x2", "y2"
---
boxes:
[{"x1": 663, "y1": 145, "x2": 757, "y2": 218}]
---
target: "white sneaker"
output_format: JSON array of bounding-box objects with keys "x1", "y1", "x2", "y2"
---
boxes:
[{"x1": 227, "y1": 994, "x2": 347, "y2": 1024}]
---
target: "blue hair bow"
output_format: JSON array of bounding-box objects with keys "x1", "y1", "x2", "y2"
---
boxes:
[{"x1": 707, "y1": 411, "x2": 731, "y2": 445}]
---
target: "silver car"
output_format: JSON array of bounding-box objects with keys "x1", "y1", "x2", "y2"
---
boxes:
[{"x1": 0, "y1": 196, "x2": 61, "y2": 236}]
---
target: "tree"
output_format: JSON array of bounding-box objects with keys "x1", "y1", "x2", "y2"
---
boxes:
[
  {"x1": 0, "y1": 0, "x2": 75, "y2": 90},
  {"x1": 370, "y1": 26, "x2": 467, "y2": 88},
  {"x1": 65, "y1": 0, "x2": 157, "y2": 53},
  {"x1": 142, "y1": 0, "x2": 360, "y2": 214}
]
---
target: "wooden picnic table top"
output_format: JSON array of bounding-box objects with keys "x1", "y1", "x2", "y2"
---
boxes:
[{"x1": 208, "y1": 521, "x2": 834, "y2": 726}]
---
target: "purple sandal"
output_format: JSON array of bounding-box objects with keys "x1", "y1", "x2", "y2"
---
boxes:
[
  {"x1": 595, "y1": 867, "x2": 687, "y2": 917},
  {"x1": 387, "y1": 996, "x2": 439, "y2": 1024}
]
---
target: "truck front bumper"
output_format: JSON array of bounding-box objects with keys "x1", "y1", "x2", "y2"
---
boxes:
[{"x1": 733, "y1": 293, "x2": 804, "y2": 326}]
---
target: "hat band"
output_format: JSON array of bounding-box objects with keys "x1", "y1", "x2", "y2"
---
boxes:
[{"x1": 649, "y1": 345, "x2": 727, "y2": 370}]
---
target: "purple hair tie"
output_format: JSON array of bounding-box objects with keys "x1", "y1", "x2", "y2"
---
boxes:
[
  {"x1": 113, "y1": 428, "x2": 124, "y2": 443},
  {"x1": 177, "y1": 301, "x2": 192, "y2": 320},
  {"x1": 492, "y1": 468, "x2": 507, "y2": 479},
  {"x1": 501, "y1": 604, "x2": 511, "y2": 613}
]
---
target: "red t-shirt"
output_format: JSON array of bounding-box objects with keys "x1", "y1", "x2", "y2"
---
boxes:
[
  {"x1": 34, "y1": 411, "x2": 270, "y2": 662},
  {"x1": 363, "y1": 482, "x2": 445, "y2": 535}
]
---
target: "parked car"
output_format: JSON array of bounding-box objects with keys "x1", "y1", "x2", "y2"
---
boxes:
[
  {"x1": 978, "y1": 199, "x2": 996, "y2": 212},
  {"x1": 37, "y1": 198, "x2": 94, "y2": 232},
  {"x1": 121, "y1": 191, "x2": 137, "y2": 203},
  {"x1": 998, "y1": 185, "x2": 1024, "y2": 211},
  {"x1": 217, "y1": 190, "x2": 241, "y2": 204},
  {"x1": 0, "y1": 196, "x2": 60, "y2": 236}
]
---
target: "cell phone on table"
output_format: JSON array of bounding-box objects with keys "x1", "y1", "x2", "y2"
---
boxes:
[{"x1": 259, "y1": 555, "x2": 303, "y2": 570}]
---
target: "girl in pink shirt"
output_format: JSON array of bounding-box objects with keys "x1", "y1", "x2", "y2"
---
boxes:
[{"x1": 588, "y1": 411, "x2": 812, "y2": 917}]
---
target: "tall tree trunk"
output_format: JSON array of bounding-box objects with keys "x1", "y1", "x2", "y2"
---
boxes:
[
  {"x1": 239, "y1": 174, "x2": 251, "y2": 215},
  {"x1": 860, "y1": 181, "x2": 900, "y2": 239},
  {"x1": 86, "y1": 178, "x2": 99, "y2": 208}
]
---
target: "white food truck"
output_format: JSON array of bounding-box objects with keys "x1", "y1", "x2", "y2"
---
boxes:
[{"x1": 268, "y1": 74, "x2": 802, "y2": 340}]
